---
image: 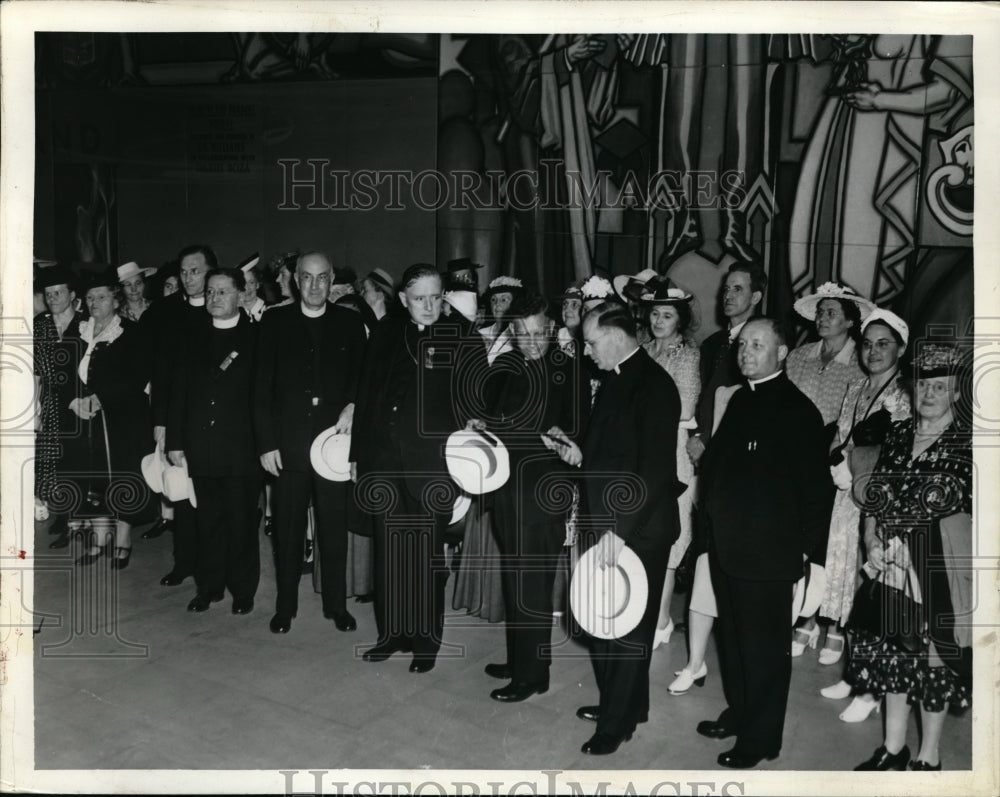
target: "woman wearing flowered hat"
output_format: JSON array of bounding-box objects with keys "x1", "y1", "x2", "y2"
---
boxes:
[
  {"x1": 849, "y1": 343, "x2": 972, "y2": 771},
  {"x1": 786, "y1": 282, "x2": 874, "y2": 431},
  {"x1": 639, "y1": 278, "x2": 701, "y2": 650},
  {"x1": 813, "y1": 310, "x2": 912, "y2": 720}
]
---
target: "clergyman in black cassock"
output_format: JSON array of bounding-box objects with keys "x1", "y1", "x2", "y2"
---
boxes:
[
  {"x1": 350, "y1": 264, "x2": 487, "y2": 672},
  {"x1": 698, "y1": 318, "x2": 832, "y2": 769},
  {"x1": 253, "y1": 252, "x2": 367, "y2": 635},
  {"x1": 553, "y1": 302, "x2": 681, "y2": 755},
  {"x1": 167, "y1": 268, "x2": 261, "y2": 614}
]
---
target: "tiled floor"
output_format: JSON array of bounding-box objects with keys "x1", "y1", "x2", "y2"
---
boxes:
[{"x1": 31, "y1": 517, "x2": 972, "y2": 772}]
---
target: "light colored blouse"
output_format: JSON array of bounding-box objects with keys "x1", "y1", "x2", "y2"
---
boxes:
[{"x1": 786, "y1": 338, "x2": 863, "y2": 426}]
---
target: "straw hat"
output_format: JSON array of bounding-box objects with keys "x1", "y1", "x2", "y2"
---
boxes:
[
  {"x1": 793, "y1": 282, "x2": 875, "y2": 321},
  {"x1": 445, "y1": 429, "x2": 510, "y2": 495},
  {"x1": 570, "y1": 544, "x2": 649, "y2": 640},
  {"x1": 310, "y1": 427, "x2": 352, "y2": 482}
]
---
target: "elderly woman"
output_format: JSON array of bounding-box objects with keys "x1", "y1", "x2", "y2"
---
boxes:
[
  {"x1": 813, "y1": 310, "x2": 912, "y2": 718},
  {"x1": 849, "y1": 343, "x2": 972, "y2": 771},
  {"x1": 34, "y1": 265, "x2": 88, "y2": 546},
  {"x1": 638, "y1": 278, "x2": 701, "y2": 648},
  {"x1": 63, "y1": 269, "x2": 155, "y2": 568}
]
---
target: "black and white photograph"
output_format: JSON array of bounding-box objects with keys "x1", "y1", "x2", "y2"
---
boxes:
[{"x1": 1, "y1": 1, "x2": 998, "y2": 794}]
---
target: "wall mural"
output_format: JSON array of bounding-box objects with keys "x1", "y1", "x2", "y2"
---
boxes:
[{"x1": 35, "y1": 32, "x2": 973, "y2": 337}]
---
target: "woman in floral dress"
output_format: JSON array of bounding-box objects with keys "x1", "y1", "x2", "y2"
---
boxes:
[
  {"x1": 639, "y1": 278, "x2": 700, "y2": 648},
  {"x1": 849, "y1": 343, "x2": 972, "y2": 771}
]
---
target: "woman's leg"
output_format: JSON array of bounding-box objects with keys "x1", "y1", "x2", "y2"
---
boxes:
[
  {"x1": 656, "y1": 568, "x2": 677, "y2": 631},
  {"x1": 883, "y1": 692, "x2": 912, "y2": 754},
  {"x1": 686, "y1": 608, "x2": 713, "y2": 671},
  {"x1": 115, "y1": 520, "x2": 132, "y2": 557}
]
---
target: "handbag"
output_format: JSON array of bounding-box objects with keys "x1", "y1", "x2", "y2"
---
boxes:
[{"x1": 847, "y1": 566, "x2": 924, "y2": 653}]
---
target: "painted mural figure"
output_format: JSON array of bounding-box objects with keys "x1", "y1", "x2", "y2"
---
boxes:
[{"x1": 789, "y1": 34, "x2": 973, "y2": 304}]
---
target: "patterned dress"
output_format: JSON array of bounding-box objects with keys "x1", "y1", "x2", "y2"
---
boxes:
[
  {"x1": 643, "y1": 338, "x2": 701, "y2": 568},
  {"x1": 845, "y1": 419, "x2": 972, "y2": 711},
  {"x1": 33, "y1": 311, "x2": 86, "y2": 506},
  {"x1": 819, "y1": 373, "x2": 911, "y2": 623},
  {"x1": 786, "y1": 339, "x2": 863, "y2": 426}
]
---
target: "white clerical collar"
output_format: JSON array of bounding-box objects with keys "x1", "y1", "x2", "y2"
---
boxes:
[
  {"x1": 613, "y1": 345, "x2": 641, "y2": 374},
  {"x1": 728, "y1": 319, "x2": 749, "y2": 342},
  {"x1": 187, "y1": 294, "x2": 205, "y2": 307},
  {"x1": 748, "y1": 370, "x2": 783, "y2": 390},
  {"x1": 212, "y1": 314, "x2": 239, "y2": 329},
  {"x1": 300, "y1": 301, "x2": 327, "y2": 318}
]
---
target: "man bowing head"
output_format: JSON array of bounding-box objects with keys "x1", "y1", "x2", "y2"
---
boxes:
[{"x1": 549, "y1": 301, "x2": 681, "y2": 755}]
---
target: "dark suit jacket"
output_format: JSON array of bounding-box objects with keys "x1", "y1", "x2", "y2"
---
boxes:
[
  {"x1": 488, "y1": 346, "x2": 589, "y2": 523},
  {"x1": 351, "y1": 315, "x2": 487, "y2": 499},
  {"x1": 700, "y1": 372, "x2": 832, "y2": 581},
  {"x1": 253, "y1": 302, "x2": 366, "y2": 472},
  {"x1": 695, "y1": 328, "x2": 741, "y2": 442},
  {"x1": 167, "y1": 313, "x2": 259, "y2": 478},
  {"x1": 581, "y1": 347, "x2": 681, "y2": 554},
  {"x1": 140, "y1": 292, "x2": 209, "y2": 428}
]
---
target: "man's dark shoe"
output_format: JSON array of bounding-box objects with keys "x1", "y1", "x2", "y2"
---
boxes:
[
  {"x1": 142, "y1": 518, "x2": 173, "y2": 539},
  {"x1": 409, "y1": 657, "x2": 435, "y2": 674},
  {"x1": 362, "y1": 640, "x2": 408, "y2": 662},
  {"x1": 581, "y1": 731, "x2": 632, "y2": 755},
  {"x1": 324, "y1": 609, "x2": 357, "y2": 631},
  {"x1": 484, "y1": 662, "x2": 511, "y2": 680},
  {"x1": 697, "y1": 719, "x2": 736, "y2": 740},
  {"x1": 269, "y1": 613, "x2": 292, "y2": 634},
  {"x1": 187, "y1": 592, "x2": 223, "y2": 612},
  {"x1": 159, "y1": 570, "x2": 190, "y2": 587},
  {"x1": 231, "y1": 597, "x2": 254, "y2": 615},
  {"x1": 717, "y1": 749, "x2": 779, "y2": 769},
  {"x1": 576, "y1": 705, "x2": 600, "y2": 722},
  {"x1": 490, "y1": 681, "x2": 549, "y2": 702}
]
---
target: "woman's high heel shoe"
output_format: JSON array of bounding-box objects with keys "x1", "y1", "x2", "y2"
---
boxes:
[
  {"x1": 820, "y1": 679, "x2": 852, "y2": 699},
  {"x1": 839, "y1": 695, "x2": 880, "y2": 723},
  {"x1": 790, "y1": 624, "x2": 820, "y2": 657},
  {"x1": 111, "y1": 547, "x2": 132, "y2": 571},
  {"x1": 652, "y1": 618, "x2": 674, "y2": 650},
  {"x1": 668, "y1": 662, "x2": 708, "y2": 695}
]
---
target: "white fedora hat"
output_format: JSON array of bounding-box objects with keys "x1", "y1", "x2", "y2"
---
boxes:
[
  {"x1": 792, "y1": 562, "x2": 827, "y2": 623},
  {"x1": 570, "y1": 544, "x2": 648, "y2": 640},
  {"x1": 162, "y1": 462, "x2": 197, "y2": 508},
  {"x1": 140, "y1": 450, "x2": 166, "y2": 494},
  {"x1": 445, "y1": 429, "x2": 510, "y2": 495},
  {"x1": 310, "y1": 427, "x2": 352, "y2": 482},
  {"x1": 117, "y1": 261, "x2": 155, "y2": 283}
]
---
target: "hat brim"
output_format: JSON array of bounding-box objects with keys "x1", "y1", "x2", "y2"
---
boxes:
[
  {"x1": 310, "y1": 428, "x2": 352, "y2": 481},
  {"x1": 793, "y1": 293, "x2": 875, "y2": 322},
  {"x1": 792, "y1": 563, "x2": 826, "y2": 622},
  {"x1": 140, "y1": 452, "x2": 165, "y2": 494},
  {"x1": 445, "y1": 430, "x2": 510, "y2": 494},
  {"x1": 570, "y1": 545, "x2": 648, "y2": 640}
]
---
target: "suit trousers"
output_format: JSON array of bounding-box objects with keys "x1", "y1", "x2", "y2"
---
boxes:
[
  {"x1": 171, "y1": 498, "x2": 197, "y2": 577},
  {"x1": 371, "y1": 477, "x2": 449, "y2": 659},
  {"x1": 273, "y1": 470, "x2": 348, "y2": 617},
  {"x1": 709, "y1": 548, "x2": 794, "y2": 757},
  {"x1": 588, "y1": 544, "x2": 669, "y2": 739},
  {"x1": 192, "y1": 476, "x2": 261, "y2": 600},
  {"x1": 492, "y1": 485, "x2": 564, "y2": 684}
]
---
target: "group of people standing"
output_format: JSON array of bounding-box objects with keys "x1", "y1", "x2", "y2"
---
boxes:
[{"x1": 32, "y1": 248, "x2": 972, "y2": 767}]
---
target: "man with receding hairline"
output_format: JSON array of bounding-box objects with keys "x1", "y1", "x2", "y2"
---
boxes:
[
  {"x1": 550, "y1": 300, "x2": 681, "y2": 755},
  {"x1": 696, "y1": 317, "x2": 832, "y2": 769},
  {"x1": 254, "y1": 251, "x2": 367, "y2": 636}
]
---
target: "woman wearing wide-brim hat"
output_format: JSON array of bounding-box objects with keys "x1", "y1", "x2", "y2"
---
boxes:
[
  {"x1": 787, "y1": 281, "x2": 874, "y2": 429},
  {"x1": 62, "y1": 268, "x2": 157, "y2": 568}
]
